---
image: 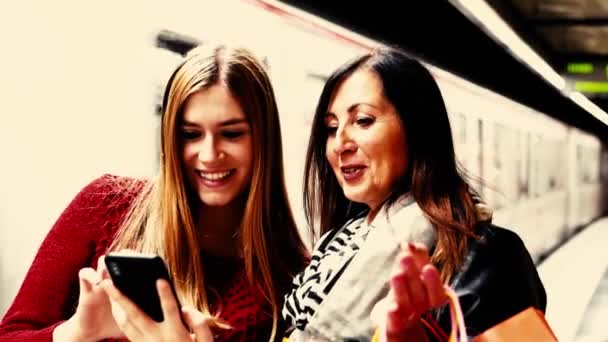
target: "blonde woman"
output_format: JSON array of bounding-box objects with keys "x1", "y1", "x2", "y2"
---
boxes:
[{"x1": 0, "y1": 45, "x2": 308, "y2": 342}]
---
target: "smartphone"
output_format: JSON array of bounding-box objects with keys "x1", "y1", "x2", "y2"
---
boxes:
[{"x1": 104, "y1": 253, "x2": 181, "y2": 323}]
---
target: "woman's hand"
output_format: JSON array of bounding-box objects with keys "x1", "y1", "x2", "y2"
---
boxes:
[
  {"x1": 102, "y1": 278, "x2": 213, "y2": 342},
  {"x1": 53, "y1": 256, "x2": 123, "y2": 341},
  {"x1": 371, "y1": 243, "x2": 446, "y2": 342}
]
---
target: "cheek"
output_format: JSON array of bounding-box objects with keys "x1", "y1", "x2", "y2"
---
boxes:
[
  {"x1": 238, "y1": 140, "x2": 254, "y2": 172},
  {"x1": 385, "y1": 139, "x2": 408, "y2": 180},
  {"x1": 181, "y1": 144, "x2": 197, "y2": 164},
  {"x1": 325, "y1": 148, "x2": 338, "y2": 170},
  {"x1": 366, "y1": 137, "x2": 406, "y2": 181}
]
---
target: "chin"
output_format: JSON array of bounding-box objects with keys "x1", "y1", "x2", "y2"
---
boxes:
[
  {"x1": 199, "y1": 195, "x2": 236, "y2": 207},
  {"x1": 342, "y1": 190, "x2": 368, "y2": 206}
]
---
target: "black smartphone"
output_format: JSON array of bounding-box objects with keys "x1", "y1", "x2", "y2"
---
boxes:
[{"x1": 104, "y1": 253, "x2": 181, "y2": 323}]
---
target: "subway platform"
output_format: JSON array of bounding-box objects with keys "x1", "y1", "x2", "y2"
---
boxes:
[{"x1": 538, "y1": 217, "x2": 608, "y2": 342}]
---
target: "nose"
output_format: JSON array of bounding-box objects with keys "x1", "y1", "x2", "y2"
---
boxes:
[
  {"x1": 197, "y1": 137, "x2": 222, "y2": 163},
  {"x1": 331, "y1": 125, "x2": 357, "y2": 155}
]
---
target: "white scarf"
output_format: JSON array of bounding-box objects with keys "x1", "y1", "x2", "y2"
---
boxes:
[{"x1": 286, "y1": 195, "x2": 437, "y2": 341}]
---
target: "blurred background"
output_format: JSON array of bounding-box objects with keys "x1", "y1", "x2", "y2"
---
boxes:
[{"x1": 0, "y1": 1, "x2": 606, "y2": 341}]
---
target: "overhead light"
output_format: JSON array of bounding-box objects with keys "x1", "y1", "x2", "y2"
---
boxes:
[
  {"x1": 448, "y1": 0, "x2": 608, "y2": 126},
  {"x1": 569, "y1": 92, "x2": 608, "y2": 126},
  {"x1": 448, "y1": 0, "x2": 566, "y2": 91}
]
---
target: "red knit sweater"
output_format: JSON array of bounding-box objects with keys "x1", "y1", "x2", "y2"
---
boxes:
[{"x1": 0, "y1": 174, "x2": 274, "y2": 341}]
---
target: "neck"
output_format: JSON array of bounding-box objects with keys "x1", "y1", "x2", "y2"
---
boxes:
[
  {"x1": 195, "y1": 196, "x2": 247, "y2": 259},
  {"x1": 366, "y1": 205, "x2": 380, "y2": 224},
  {"x1": 366, "y1": 193, "x2": 413, "y2": 224}
]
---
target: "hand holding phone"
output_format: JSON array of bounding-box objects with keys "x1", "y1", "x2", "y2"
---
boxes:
[{"x1": 104, "y1": 253, "x2": 181, "y2": 323}]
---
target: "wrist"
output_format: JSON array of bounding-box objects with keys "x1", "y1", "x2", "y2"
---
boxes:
[
  {"x1": 386, "y1": 319, "x2": 429, "y2": 342},
  {"x1": 53, "y1": 317, "x2": 93, "y2": 342},
  {"x1": 404, "y1": 320, "x2": 429, "y2": 342}
]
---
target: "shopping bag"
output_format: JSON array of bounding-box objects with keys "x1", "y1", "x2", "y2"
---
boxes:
[
  {"x1": 371, "y1": 286, "x2": 468, "y2": 342},
  {"x1": 472, "y1": 307, "x2": 557, "y2": 342},
  {"x1": 372, "y1": 287, "x2": 558, "y2": 342}
]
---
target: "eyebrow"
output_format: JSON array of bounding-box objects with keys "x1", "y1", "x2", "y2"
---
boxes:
[
  {"x1": 325, "y1": 102, "x2": 380, "y2": 118},
  {"x1": 181, "y1": 118, "x2": 248, "y2": 127},
  {"x1": 348, "y1": 102, "x2": 380, "y2": 112}
]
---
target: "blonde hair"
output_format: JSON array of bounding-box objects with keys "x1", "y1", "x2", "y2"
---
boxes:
[{"x1": 110, "y1": 45, "x2": 308, "y2": 340}]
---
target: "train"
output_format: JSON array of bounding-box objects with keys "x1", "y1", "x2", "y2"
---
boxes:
[{"x1": 150, "y1": 0, "x2": 608, "y2": 261}]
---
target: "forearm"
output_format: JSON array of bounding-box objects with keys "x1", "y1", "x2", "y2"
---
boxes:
[{"x1": 0, "y1": 321, "x2": 63, "y2": 342}]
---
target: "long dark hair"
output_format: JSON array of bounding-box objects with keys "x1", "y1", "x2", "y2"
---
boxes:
[{"x1": 303, "y1": 46, "x2": 478, "y2": 282}]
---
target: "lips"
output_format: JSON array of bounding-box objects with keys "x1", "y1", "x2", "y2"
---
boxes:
[
  {"x1": 198, "y1": 170, "x2": 232, "y2": 181},
  {"x1": 196, "y1": 169, "x2": 236, "y2": 187},
  {"x1": 340, "y1": 164, "x2": 366, "y2": 181}
]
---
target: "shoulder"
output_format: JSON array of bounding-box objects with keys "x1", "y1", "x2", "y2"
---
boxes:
[
  {"x1": 445, "y1": 223, "x2": 547, "y2": 336},
  {"x1": 56, "y1": 174, "x2": 149, "y2": 234},
  {"x1": 470, "y1": 224, "x2": 533, "y2": 264},
  {"x1": 475, "y1": 224, "x2": 523, "y2": 247},
  {"x1": 79, "y1": 173, "x2": 147, "y2": 199},
  {"x1": 69, "y1": 174, "x2": 148, "y2": 210},
  {"x1": 457, "y1": 223, "x2": 540, "y2": 281}
]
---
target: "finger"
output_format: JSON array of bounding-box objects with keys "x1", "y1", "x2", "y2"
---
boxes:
[
  {"x1": 389, "y1": 268, "x2": 415, "y2": 331},
  {"x1": 103, "y1": 281, "x2": 146, "y2": 340},
  {"x1": 101, "y1": 279, "x2": 149, "y2": 336},
  {"x1": 399, "y1": 242, "x2": 430, "y2": 268},
  {"x1": 370, "y1": 296, "x2": 390, "y2": 327},
  {"x1": 401, "y1": 257, "x2": 429, "y2": 314},
  {"x1": 390, "y1": 268, "x2": 411, "y2": 310},
  {"x1": 157, "y1": 279, "x2": 181, "y2": 325},
  {"x1": 386, "y1": 300, "x2": 410, "y2": 335},
  {"x1": 182, "y1": 307, "x2": 214, "y2": 342},
  {"x1": 96, "y1": 255, "x2": 112, "y2": 281},
  {"x1": 421, "y1": 265, "x2": 446, "y2": 307},
  {"x1": 78, "y1": 268, "x2": 101, "y2": 292},
  {"x1": 96, "y1": 255, "x2": 106, "y2": 271},
  {"x1": 107, "y1": 297, "x2": 142, "y2": 341}
]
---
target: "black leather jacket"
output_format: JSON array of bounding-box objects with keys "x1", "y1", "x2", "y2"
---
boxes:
[{"x1": 434, "y1": 224, "x2": 547, "y2": 339}]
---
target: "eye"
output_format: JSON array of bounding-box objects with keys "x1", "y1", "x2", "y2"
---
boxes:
[
  {"x1": 221, "y1": 130, "x2": 245, "y2": 139},
  {"x1": 355, "y1": 116, "x2": 374, "y2": 127},
  {"x1": 180, "y1": 129, "x2": 200, "y2": 140},
  {"x1": 325, "y1": 125, "x2": 338, "y2": 136}
]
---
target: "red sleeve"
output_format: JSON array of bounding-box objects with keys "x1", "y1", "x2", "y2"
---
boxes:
[{"x1": 0, "y1": 174, "x2": 141, "y2": 341}]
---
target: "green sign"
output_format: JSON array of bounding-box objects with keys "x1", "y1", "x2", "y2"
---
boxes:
[
  {"x1": 567, "y1": 63, "x2": 594, "y2": 74},
  {"x1": 574, "y1": 81, "x2": 608, "y2": 93}
]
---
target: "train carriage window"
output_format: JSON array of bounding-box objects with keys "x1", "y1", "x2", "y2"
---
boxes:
[
  {"x1": 601, "y1": 148, "x2": 608, "y2": 183},
  {"x1": 517, "y1": 131, "x2": 530, "y2": 198},
  {"x1": 490, "y1": 123, "x2": 518, "y2": 209},
  {"x1": 530, "y1": 134, "x2": 542, "y2": 198},
  {"x1": 450, "y1": 111, "x2": 468, "y2": 169},
  {"x1": 588, "y1": 146, "x2": 600, "y2": 184},
  {"x1": 546, "y1": 139, "x2": 561, "y2": 191},
  {"x1": 474, "y1": 118, "x2": 484, "y2": 195},
  {"x1": 577, "y1": 145, "x2": 599, "y2": 185}
]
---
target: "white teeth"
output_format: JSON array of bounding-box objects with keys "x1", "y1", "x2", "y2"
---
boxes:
[
  {"x1": 343, "y1": 167, "x2": 359, "y2": 173},
  {"x1": 199, "y1": 170, "x2": 232, "y2": 181}
]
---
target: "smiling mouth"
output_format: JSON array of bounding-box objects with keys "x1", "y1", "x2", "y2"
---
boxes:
[
  {"x1": 198, "y1": 170, "x2": 234, "y2": 180},
  {"x1": 340, "y1": 166, "x2": 366, "y2": 181},
  {"x1": 341, "y1": 166, "x2": 363, "y2": 173}
]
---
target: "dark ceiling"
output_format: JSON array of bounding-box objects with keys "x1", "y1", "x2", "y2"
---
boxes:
[
  {"x1": 487, "y1": 0, "x2": 608, "y2": 120},
  {"x1": 277, "y1": 0, "x2": 608, "y2": 139},
  {"x1": 494, "y1": 0, "x2": 608, "y2": 59}
]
